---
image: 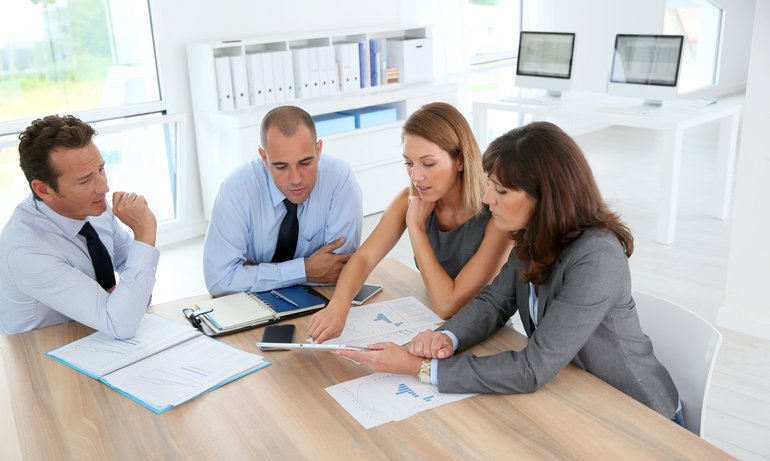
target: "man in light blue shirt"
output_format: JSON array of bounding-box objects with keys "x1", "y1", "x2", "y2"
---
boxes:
[
  {"x1": 203, "y1": 106, "x2": 363, "y2": 296},
  {"x1": 0, "y1": 115, "x2": 159, "y2": 338}
]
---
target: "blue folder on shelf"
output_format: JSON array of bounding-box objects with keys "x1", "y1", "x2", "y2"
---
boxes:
[
  {"x1": 339, "y1": 105, "x2": 398, "y2": 129},
  {"x1": 313, "y1": 113, "x2": 356, "y2": 137}
]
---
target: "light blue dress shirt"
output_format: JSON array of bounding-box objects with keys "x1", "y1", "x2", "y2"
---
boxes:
[
  {"x1": 529, "y1": 282, "x2": 539, "y2": 329},
  {"x1": 203, "y1": 155, "x2": 363, "y2": 296},
  {"x1": 0, "y1": 196, "x2": 159, "y2": 338}
]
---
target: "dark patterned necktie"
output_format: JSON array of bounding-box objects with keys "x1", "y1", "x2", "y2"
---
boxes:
[
  {"x1": 271, "y1": 199, "x2": 299, "y2": 263},
  {"x1": 79, "y1": 222, "x2": 116, "y2": 290}
]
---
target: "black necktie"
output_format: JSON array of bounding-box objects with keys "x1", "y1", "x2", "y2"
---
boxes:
[
  {"x1": 271, "y1": 199, "x2": 299, "y2": 263},
  {"x1": 79, "y1": 222, "x2": 116, "y2": 290}
]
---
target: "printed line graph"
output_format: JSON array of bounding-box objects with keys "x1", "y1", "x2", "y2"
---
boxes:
[
  {"x1": 327, "y1": 373, "x2": 475, "y2": 429},
  {"x1": 396, "y1": 383, "x2": 435, "y2": 402},
  {"x1": 374, "y1": 312, "x2": 404, "y2": 327}
]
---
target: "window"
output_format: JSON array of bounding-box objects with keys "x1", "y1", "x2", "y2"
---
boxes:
[
  {"x1": 466, "y1": 0, "x2": 523, "y2": 99},
  {"x1": 0, "y1": 0, "x2": 180, "y2": 228},
  {"x1": 466, "y1": 0, "x2": 522, "y2": 65},
  {"x1": 663, "y1": 0, "x2": 723, "y2": 93},
  {"x1": 0, "y1": 114, "x2": 181, "y2": 225},
  {"x1": 0, "y1": 0, "x2": 160, "y2": 130}
]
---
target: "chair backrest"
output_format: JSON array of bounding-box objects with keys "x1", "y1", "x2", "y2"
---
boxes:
[{"x1": 633, "y1": 292, "x2": 723, "y2": 437}]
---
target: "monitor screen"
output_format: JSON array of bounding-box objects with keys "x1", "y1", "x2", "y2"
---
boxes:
[
  {"x1": 515, "y1": 31, "x2": 576, "y2": 98},
  {"x1": 517, "y1": 31, "x2": 575, "y2": 80},
  {"x1": 610, "y1": 34, "x2": 684, "y2": 87}
]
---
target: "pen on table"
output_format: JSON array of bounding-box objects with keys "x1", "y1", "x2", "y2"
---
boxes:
[{"x1": 271, "y1": 290, "x2": 299, "y2": 307}]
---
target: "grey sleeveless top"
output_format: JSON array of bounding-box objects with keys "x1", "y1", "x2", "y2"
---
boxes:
[{"x1": 418, "y1": 207, "x2": 492, "y2": 278}]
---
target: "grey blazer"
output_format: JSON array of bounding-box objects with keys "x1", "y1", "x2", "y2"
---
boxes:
[{"x1": 437, "y1": 228, "x2": 679, "y2": 418}]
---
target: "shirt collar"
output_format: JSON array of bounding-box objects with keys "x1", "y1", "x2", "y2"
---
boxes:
[
  {"x1": 32, "y1": 196, "x2": 91, "y2": 238},
  {"x1": 260, "y1": 158, "x2": 314, "y2": 210}
]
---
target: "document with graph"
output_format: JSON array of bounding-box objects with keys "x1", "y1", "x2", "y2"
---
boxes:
[
  {"x1": 46, "y1": 313, "x2": 269, "y2": 414},
  {"x1": 324, "y1": 296, "x2": 443, "y2": 348},
  {"x1": 326, "y1": 373, "x2": 476, "y2": 429}
]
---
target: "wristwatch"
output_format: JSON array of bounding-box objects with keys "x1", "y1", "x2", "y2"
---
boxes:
[{"x1": 417, "y1": 358, "x2": 431, "y2": 384}]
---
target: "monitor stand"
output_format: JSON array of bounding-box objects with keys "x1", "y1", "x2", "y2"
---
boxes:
[
  {"x1": 502, "y1": 89, "x2": 562, "y2": 106},
  {"x1": 643, "y1": 98, "x2": 664, "y2": 107}
]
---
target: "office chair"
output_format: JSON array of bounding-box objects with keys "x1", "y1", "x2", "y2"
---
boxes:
[{"x1": 633, "y1": 292, "x2": 723, "y2": 437}]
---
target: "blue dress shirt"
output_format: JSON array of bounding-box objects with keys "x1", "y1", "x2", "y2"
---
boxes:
[
  {"x1": 203, "y1": 155, "x2": 363, "y2": 296},
  {"x1": 0, "y1": 196, "x2": 159, "y2": 338}
]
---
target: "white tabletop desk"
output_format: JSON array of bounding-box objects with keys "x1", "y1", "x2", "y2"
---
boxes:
[{"x1": 472, "y1": 93, "x2": 742, "y2": 244}]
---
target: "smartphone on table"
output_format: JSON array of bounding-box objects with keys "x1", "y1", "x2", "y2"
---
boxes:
[
  {"x1": 259, "y1": 324, "x2": 295, "y2": 351},
  {"x1": 351, "y1": 283, "x2": 383, "y2": 305}
]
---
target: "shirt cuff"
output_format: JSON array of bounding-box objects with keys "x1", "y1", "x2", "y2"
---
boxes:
[
  {"x1": 278, "y1": 258, "x2": 307, "y2": 285},
  {"x1": 429, "y1": 331, "x2": 458, "y2": 386},
  {"x1": 430, "y1": 358, "x2": 439, "y2": 385},
  {"x1": 126, "y1": 240, "x2": 160, "y2": 272},
  {"x1": 441, "y1": 330, "x2": 459, "y2": 351}
]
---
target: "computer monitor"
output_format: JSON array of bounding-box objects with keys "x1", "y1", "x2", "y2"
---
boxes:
[
  {"x1": 515, "y1": 31, "x2": 576, "y2": 98},
  {"x1": 607, "y1": 34, "x2": 684, "y2": 106}
]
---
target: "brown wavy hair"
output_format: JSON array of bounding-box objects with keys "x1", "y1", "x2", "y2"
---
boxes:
[{"x1": 482, "y1": 121, "x2": 633, "y2": 285}]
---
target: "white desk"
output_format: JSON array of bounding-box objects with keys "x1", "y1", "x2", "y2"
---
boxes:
[{"x1": 472, "y1": 93, "x2": 742, "y2": 244}]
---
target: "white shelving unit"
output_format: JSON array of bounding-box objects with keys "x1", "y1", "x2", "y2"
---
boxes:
[{"x1": 187, "y1": 25, "x2": 458, "y2": 219}]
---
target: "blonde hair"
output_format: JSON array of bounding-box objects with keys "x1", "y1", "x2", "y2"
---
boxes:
[{"x1": 402, "y1": 102, "x2": 485, "y2": 215}]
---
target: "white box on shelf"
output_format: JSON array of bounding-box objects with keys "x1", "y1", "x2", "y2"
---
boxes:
[{"x1": 386, "y1": 38, "x2": 433, "y2": 84}]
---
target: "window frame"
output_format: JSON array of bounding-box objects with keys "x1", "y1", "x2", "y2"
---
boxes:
[
  {"x1": 0, "y1": 0, "x2": 164, "y2": 136},
  {"x1": 663, "y1": 0, "x2": 724, "y2": 94}
]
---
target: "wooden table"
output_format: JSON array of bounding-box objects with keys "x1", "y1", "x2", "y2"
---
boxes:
[{"x1": 0, "y1": 258, "x2": 733, "y2": 460}]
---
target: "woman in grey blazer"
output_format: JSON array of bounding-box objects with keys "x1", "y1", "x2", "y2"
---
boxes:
[{"x1": 338, "y1": 121, "x2": 681, "y2": 422}]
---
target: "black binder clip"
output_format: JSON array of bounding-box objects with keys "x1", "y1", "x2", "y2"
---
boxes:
[{"x1": 183, "y1": 307, "x2": 213, "y2": 329}]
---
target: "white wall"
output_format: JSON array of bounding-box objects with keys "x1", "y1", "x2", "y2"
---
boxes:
[
  {"x1": 522, "y1": 0, "x2": 754, "y2": 97},
  {"x1": 149, "y1": 0, "x2": 436, "y2": 242},
  {"x1": 718, "y1": 0, "x2": 770, "y2": 340}
]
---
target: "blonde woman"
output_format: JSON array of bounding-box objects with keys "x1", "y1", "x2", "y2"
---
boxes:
[{"x1": 308, "y1": 103, "x2": 512, "y2": 343}]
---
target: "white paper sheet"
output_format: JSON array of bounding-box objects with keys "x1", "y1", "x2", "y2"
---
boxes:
[
  {"x1": 326, "y1": 373, "x2": 475, "y2": 429},
  {"x1": 325, "y1": 296, "x2": 443, "y2": 347}
]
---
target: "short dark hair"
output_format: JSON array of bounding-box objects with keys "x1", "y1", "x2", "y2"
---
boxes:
[
  {"x1": 18, "y1": 114, "x2": 96, "y2": 200},
  {"x1": 260, "y1": 105, "x2": 317, "y2": 149},
  {"x1": 483, "y1": 121, "x2": 633, "y2": 284}
]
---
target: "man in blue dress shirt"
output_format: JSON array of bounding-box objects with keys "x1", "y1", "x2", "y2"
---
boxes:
[
  {"x1": 203, "y1": 106, "x2": 363, "y2": 296},
  {"x1": 0, "y1": 115, "x2": 159, "y2": 338}
]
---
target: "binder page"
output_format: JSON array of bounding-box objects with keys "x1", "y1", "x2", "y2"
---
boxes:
[
  {"x1": 101, "y1": 335, "x2": 268, "y2": 413},
  {"x1": 47, "y1": 313, "x2": 201, "y2": 378},
  {"x1": 197, "y1": 292, "x2": 275, "y2": 331},
  {"x1": 326, "y1": 373, "x2": 475, "y2": 429},
  {"x1": 324, "y1": 297, "x2": 443, "y2": 348}
]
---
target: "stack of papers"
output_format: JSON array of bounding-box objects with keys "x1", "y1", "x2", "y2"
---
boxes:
[
  {"x1": 323, "y1": 297, "x2": 474, "y2": 429},
  {"x1": 47, "y1": 313, "x2": 269, "y2": 413}
]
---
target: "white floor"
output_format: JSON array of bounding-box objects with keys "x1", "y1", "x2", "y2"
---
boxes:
[{"x1": 155, "y1": 124, "x2": 770, "y2": 460}]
